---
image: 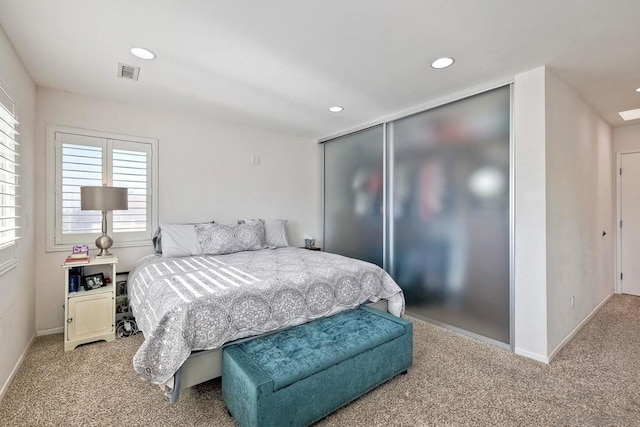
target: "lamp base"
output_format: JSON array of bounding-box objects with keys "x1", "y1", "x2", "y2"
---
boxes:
[
  {"x1": 95, "y1": 234, "x2": 114, "y2": 258},
  {"x1": 95, "y1": 252, "x2": 114, "y2": 258}
]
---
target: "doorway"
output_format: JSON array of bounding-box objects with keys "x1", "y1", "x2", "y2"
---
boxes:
[{"x1": 618, "y1": 151, "x2": 640, "y2": 296}]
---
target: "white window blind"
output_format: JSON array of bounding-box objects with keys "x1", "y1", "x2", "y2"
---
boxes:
[
  {"x1": 112, "y1": 146, "x2": 148, "y2": 233},
  {"x1": 49, "y1": 128, "x2": 157, "y2": 250},
  {"x1": 0, "y1": 86, "x2": 19, "y2": 249},
  {"x1": 61, "y1": 142, "x2": 103, "y2": 234}
]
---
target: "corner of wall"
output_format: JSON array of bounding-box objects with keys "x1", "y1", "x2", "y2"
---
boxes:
[
  {"x1": 0, "y1": 333, "x2": 35, "y2": 401},
  {"x1": 543, "y1": 66, "x2": 614, "y2": 356},
  {"x1": 0, "y1": 23, "x2": 38, "y2": 402},
  {"x1": 513, "y1": 66, "x2": 548, "y2": 358}
]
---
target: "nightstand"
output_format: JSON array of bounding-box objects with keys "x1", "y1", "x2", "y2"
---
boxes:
[
  {"x1": 62, "y1": 257, "x2": 118, "y2": 351},
  {"x1": 300, "y1": 247, "x2": 322, "y2": 251}
]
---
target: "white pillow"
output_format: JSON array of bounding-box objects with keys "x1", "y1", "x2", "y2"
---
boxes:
[
  {"x1": 160, "y1": 223, "x2": 202, "y2": 258},
  {"x1": 264, "y1": 219, "x2": 289, "y2": 248},
  {"x1": 238, "y1": 219, "x2": 289, "y2": 248}
]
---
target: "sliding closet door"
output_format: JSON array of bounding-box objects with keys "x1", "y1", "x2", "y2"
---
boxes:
[
  {"x1": 324, "y1": 126, "x2": 384, "y2": 267},
  {"x1": 390, "y1": 86, "x2": 511, "y2": 344}
]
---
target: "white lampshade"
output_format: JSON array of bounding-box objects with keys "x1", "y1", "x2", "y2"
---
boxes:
[{"x1": 80, "y1": 186, "x2": 128, "y2": 211}]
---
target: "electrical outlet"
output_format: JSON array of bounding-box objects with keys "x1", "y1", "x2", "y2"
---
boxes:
[
  {"x1": 571, "y1": 296, "x2": 575, "y2": 308},
  {"x1": 250, "y1": 155, "x2": 261, "y2": 165}
]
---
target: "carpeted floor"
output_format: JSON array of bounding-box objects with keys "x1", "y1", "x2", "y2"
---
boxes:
[{"x1": 1, "y1": 294, "x2": 639, "y2": 426}]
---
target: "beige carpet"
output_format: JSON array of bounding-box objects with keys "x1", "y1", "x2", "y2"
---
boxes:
[{"x1": 1, "y1": 294, "x2": 639, "y2": 426}]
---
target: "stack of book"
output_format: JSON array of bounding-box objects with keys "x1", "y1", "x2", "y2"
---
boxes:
[{"x1": 64, "y1": 253, "x2": 90, "y2": 265}]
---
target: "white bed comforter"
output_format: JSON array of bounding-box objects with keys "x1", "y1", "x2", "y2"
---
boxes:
[{"x1": 129, "y1": 247, "x2": 405, "y2": 384}]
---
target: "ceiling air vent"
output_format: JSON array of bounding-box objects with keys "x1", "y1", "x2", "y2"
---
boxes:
[{"x1": 117, "y1": 63, "x2": 140, "y2": 81}]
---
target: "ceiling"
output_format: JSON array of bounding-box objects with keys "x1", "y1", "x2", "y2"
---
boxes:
[{"x1": 0, "y1": 0, "x2": 639, "y2": 139}]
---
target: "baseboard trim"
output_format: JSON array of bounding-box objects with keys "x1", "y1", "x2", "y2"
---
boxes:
[
  {"x1": 0, "y1": 333, "x2": 35, "y2": 402},
  {"x1": 514, "y1": 347, "x2": 549, "y2": 364},
  {"x1": 36, "y1": 327, "x2": 63, "y2": 336},
  {"x1": 547, "y1": 291, "x2": 614, "y2": 362}
]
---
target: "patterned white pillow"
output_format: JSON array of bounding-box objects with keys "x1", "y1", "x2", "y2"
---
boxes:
[
  {"x1": 196, "y1": 221, "x2": 267, "y2": 255},
  {"x1": 238, "y1": 219, "x2": 289, "y2": 248}
]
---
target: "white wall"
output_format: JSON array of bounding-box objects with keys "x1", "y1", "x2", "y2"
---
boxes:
[
  {"x1": 35, "y1": 88, "x2": 321, "y2": 332},
  {"x1": 0, "y1": 26, "x2": 36, "y2": 398},
  {"x1": 545, "y1": 69, "x2": 614, "y2": 356},
  {"x1": 614, "y1": 123, "x2": 640, "y2": 153},
  {"x1": 513, "y1": 67, "x2": 549, "y2": 361},
  {"x1": 513, "y1": 67, "x2": 614, "y2": 362}
]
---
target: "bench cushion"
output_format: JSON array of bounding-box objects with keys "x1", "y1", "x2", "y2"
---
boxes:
[{"x1": 237, "y1": 307, "x2": 406, "y2": 390}]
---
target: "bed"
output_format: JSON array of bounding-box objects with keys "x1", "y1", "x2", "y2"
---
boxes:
[{"x1": 128, "y1": 246, "x2": 405, "y2": 402}]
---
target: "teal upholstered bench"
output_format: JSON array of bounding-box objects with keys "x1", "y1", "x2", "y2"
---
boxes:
[{"x1": 222, "y1": 306, "x2": 413, "y2": 427}]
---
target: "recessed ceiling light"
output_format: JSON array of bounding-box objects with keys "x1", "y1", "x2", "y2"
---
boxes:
[
  {"x1": 636, "y1": 87, "x2": 640, "y2": 93},
  {"x1": 329, "y1": 106, "x2": 344, "y2": 112},
  {"x1": 130, "y1": 47, "x2": 156, "y2": 60},
  {"x1": 619, "y1": 108, "x2": 640, "y2": 121},
  {"x1": 431, "y1": 57, "x2": 455, "y2": 69}
]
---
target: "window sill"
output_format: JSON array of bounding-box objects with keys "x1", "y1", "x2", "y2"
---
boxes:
[
  {"x1": 0, "y1": 258, "x2": 18, "y2": 277},
  {"x1": 0, "y1": 242, "x2": 18, "y2": 277},
  {"x1": 45, "y1": 240, "x2": 153, "y2": 253}
]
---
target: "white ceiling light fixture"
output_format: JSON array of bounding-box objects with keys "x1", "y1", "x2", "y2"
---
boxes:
[
  {"x1": 431, "y1": 57, "x2": 455, "y2": 69},
  {"x1": 636, "y1": 87, "x2": 640, "y2": 93},
  {"x1": 619, "y1": 108, "x2": 640, "y2": 121},
  {"x1": 130, "y1": 47, "x2": 156, "y2": 60},
  {"x1": 329, "y1": 106, "x2": 344, "y2": 112}
]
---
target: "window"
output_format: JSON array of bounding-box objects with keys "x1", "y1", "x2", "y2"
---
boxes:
[
  {"x1": 47, "y1": 127, "x2": 158, "y2": 251},
  {"x1": 0, "y1": 83, "x2": 19, "y2": 274}
]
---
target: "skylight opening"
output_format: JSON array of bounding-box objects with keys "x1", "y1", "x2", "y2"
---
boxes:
[{"x1": 619, "y1": 108, "x2": 640, "y2": 121}]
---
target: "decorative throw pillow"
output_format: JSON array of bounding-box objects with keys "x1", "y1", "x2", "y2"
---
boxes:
[
  {"x1": 236, "y1": 220, "x2": 268, "y2": 250},
  {"x1": 238, "y1": 219, "x2": 289, "y2": 248},
  {"x1": 196, "y1": 221, "x2": 267, "y2": 255}
]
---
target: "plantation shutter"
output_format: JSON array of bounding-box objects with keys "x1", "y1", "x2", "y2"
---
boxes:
[
  {"x1": 61, "y1": 138, "x2": 104, "y2": 233},
  {"x1": 53, "y1": 132, "x2": 154, "y2": 246},
  {"x1": 0, "y1": 87, "x2": 20, "y2": 249},
  {"x1": 55, "y1": 133, "x2": 104, "y2": 244},
  {"x1": 111, "y1": 139, "x2": 151, "y2": 235}
]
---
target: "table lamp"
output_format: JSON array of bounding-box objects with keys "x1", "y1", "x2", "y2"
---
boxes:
[{"x1": 80, "y1": 185, "x2": 128, "y2": 257}]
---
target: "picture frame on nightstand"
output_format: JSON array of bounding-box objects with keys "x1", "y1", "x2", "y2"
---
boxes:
[{"x1": 84, "y1": 272, "x2": 105, "y2": 290}]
